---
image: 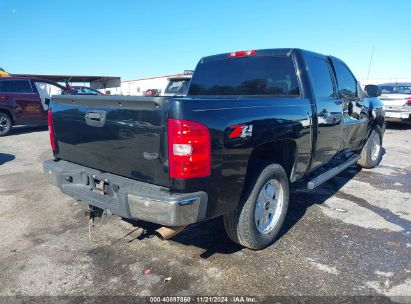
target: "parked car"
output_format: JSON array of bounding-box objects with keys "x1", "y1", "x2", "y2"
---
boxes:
[
  {"x1": 373, "y1": 82, "x2": 411, "y2": 123},
  {"x1": 44, "y1": 48, "x2": 385, "y2": 250},
  {"x1": 69, "y1": 86, "x2": 104, "y2": 96},
  {"x1": 0, "y1": 76, "x2": 66, "y2": 136},
  {"x1": 144, "y1": 89, "x2": 161, "y2": 96},
  {"x1": 163, "y1": 75, "x2": 192, "y2": 96}
]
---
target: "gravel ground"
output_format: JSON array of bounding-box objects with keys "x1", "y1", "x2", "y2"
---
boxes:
[{"x1": 0, "y1": 124, "x2": 410, "y2": 303}]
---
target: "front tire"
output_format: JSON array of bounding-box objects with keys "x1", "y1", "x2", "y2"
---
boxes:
[
  {"x1": 0, "y1": 113, "x2": 13, "y2": 137},
  {"x1": 357, "y1": 126, "x2": 383, "y2": 169},
  {"x1": 223, "y1": 163, "x2": 289, "y2": 250}
]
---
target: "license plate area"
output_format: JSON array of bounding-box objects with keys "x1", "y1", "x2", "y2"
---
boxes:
[
  {"x1": 90, "y1": 175, "x2": 119, "y2": 198},
  {"x1": 386, "y1": 112, "x2": 403, "y2": 118}
]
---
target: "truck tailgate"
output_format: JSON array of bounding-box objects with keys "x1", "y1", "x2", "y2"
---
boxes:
[{"x1": 50, "y1": 95, "x2": 170, "y2": 187}]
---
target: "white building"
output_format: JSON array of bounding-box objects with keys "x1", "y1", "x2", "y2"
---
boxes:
[{"x1": 103, "y1": 72, "x2": 190, "y2": 96}]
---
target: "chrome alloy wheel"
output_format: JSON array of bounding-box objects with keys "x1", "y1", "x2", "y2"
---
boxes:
[
  {"x1": 371, "y1": 132, "x2": 381, "y2": 162},
  {"x1": 0, "y1": 115, "x2": 10, "y2": 135},
  {"x1": 254, "y1": 179, "x2": 284, "y2": 234}
]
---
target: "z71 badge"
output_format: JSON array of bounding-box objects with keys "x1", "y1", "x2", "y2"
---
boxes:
[{"x1": 228, "y1": 124, "x2": 253, "y2": 139}]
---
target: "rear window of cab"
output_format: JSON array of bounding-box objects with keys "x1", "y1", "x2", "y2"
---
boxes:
[{"x1": 189, "y1": 56, "x2": 300, "y2": 97}]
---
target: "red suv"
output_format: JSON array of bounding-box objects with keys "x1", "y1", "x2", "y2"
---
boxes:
[{"x1": 0, "y1": 77, "x2": 66, "y2": 136}]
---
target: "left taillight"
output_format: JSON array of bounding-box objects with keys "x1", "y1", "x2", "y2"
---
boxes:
[
  {"x1": 168, "y1": 119, "x2": 211, "y2": 179},
  {"x1": 47, "y1": 109, "x2": 56, "y2": 151}
]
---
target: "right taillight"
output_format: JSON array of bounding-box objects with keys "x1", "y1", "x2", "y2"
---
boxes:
[
  {"x1": 406, "y1": 99, "x2": 411, "y2": 106},
  {"x1": 168, "y1": 119, "x2": 211, "y2": 179},
  {"x1": 47, "y1": 109, "x2": 56, "y2": 151}
]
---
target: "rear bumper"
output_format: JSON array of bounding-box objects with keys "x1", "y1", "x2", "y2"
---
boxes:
[
  {"x1": 385, "y1": 110, "x2": 411, "y2": 122},
  {"x1": 43, "y1": 160, "x2": 208, "y2": 226}
]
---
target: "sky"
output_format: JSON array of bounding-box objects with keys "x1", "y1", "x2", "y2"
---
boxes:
[{"x1": 1, "y1": 0, "x2": 410, "y2": 82}]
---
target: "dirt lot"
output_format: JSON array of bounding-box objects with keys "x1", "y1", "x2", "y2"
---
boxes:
[{"x1": 0, "y1": 124, "x2": 410, "y2": 301}]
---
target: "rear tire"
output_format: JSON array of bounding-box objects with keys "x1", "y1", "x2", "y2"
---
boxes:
[
  {"x1": 223, "y1": 163, "x2": 289, "y2": 250},
  {"x1": 0, "y1": 113, "x2": 12, "y2": 137},
  {"x1": 357, "y1": 125, "x2": 383, "y2": 169}
]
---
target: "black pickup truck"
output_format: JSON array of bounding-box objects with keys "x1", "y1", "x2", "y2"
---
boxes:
[{"x1": 44, "y1": 48, "x2": 385, "y2": 250}]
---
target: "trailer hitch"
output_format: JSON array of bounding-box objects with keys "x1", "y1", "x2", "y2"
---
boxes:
[{"x1": 85, "y1": 205, "x2": 107, "y2": 240}]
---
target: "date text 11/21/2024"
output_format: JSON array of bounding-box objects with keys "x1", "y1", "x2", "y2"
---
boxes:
[{"x1": 149, "y1": 296, "x2": 257, "y2": 303}]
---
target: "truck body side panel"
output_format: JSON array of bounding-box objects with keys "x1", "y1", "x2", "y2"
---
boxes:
[{"x1": 167, "y1": 97, "x2": 312, "y2": 219}]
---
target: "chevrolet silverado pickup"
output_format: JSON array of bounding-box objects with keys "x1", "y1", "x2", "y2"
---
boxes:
[{"x1": 43, "y1": 48, "x2": 385, "y2": 250}]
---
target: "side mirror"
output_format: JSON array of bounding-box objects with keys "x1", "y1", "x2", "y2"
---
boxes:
[{"x1": 365, "y1": 85, "x2": 382, "y2": 97}]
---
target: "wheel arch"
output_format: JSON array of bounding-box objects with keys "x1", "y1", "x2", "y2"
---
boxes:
[
  {"x1": 245, "y1": 139, "x2": 297, "y2": 184},
  {"x1": 0, "y1": 108, "x2": 14, "y2": 124}
]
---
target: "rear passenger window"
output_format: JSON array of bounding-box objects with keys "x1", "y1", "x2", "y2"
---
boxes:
[
  {"x1": 333, "y1": 61, "x2": 357, "y2": 98},
  {"x1": 305, "y1": 56, "x2": 335, "y2": 98},
  {"x1": 0, "y1": 80, "x2": 33, "y2": 93},
  {"x1": 189, "y1": 56, "x2": 300, "y2": 96}
]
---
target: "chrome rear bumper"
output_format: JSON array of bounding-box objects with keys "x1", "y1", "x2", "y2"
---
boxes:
[
  {"x1": 43, "y1": 160, "x2": 208, "y2": 226},
  {"x1": 385, "y1": 110, "x2": 411, "y2": 122}
]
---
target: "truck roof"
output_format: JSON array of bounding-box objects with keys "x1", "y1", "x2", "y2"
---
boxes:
[
  {"x1": 0, "y1": 76, "x2": 66, "y2": 88},
  {"x1": 200, "y1": 48, "x2": 299, "y2": 62},
  {"x1": 167, "y1": 75, "x2": 192, "y2": 81},
  {"x1": 199, "y1": 48, "x2": 342, "y2": 65}
]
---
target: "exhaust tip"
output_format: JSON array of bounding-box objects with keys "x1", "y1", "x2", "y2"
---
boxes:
[{"x1": 155, "y1": 225, "x2": 187, "y2": 240}]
